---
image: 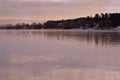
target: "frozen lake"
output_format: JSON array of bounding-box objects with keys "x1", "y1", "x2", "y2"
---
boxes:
[{"x1": 0, "y1": 30, "x2": 120, "y2": 80}]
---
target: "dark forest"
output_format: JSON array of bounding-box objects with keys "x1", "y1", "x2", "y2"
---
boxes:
[{"x1": 1, "y1": 13, "x2": 120, "y2": 29}]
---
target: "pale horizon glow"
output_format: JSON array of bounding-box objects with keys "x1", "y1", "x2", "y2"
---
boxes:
[{"x1": 0, "y1": 0, "x2": 120, "y2": 24}]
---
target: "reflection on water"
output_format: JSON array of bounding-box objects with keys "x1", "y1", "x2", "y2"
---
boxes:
[
  {"x1": 0, "y1": 30, "x2": 120, "y2": 80},
  {"x1": 2, "y1": 30, "x2": 120, "y2": 46}
]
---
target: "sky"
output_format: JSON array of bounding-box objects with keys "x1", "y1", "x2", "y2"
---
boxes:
[{"x1": 0, "y1": 0, "x2": 120, "y2": 23}]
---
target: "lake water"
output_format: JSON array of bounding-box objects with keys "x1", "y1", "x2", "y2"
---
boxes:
[{"x1": 0, "y1": 29, "x2": 120, "y2": 80}]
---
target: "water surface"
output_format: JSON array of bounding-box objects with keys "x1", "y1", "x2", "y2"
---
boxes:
[{"x1": 0, "y1": 30, "x2": 120, "y2": 80}]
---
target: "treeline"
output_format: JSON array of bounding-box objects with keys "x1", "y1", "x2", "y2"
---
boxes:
[
  {"x1": 1, "y1": 13, "x2": 120, "y2": 29},
  {"x1": 0, "y1": 23, "x2": 42, "y2": 29}
]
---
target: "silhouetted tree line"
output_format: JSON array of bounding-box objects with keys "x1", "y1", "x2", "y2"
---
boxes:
[
  {"x1": 1, "y1": 13, "x2": 120, "y2": 29},
  {"x1": 0, "y1": 22, "x2": 42, "y2": 29}
]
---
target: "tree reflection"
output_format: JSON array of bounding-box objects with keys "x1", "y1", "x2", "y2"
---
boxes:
[{"x1": 12, "y1": 30, "x2": 120, "y2": 47}]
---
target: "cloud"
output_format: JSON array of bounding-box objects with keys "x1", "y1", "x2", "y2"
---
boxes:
[
  {"x1": 10, "y1": 0, "x2": 70, "y2": 2},
  {"x1": 0, "y1": 0, "x2": 120, "y2": 21}
]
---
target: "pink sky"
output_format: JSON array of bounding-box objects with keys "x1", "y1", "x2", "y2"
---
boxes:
[{"x1": 0, "y1": 0, "x2": 120, "y2": 22}]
